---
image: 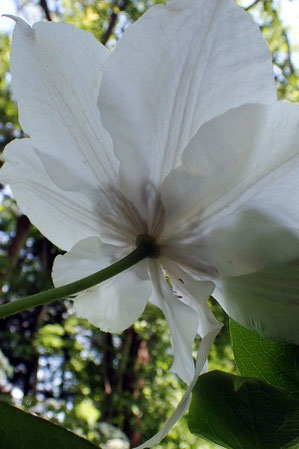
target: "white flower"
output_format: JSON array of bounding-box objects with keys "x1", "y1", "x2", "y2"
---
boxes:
[{"x1": 1, "y1": 0, "x2": 299, "y2": 446}]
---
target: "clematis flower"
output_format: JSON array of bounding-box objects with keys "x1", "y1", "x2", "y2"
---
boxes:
[{"x1": 1, "y1": 0, "x2": 299, "y2": 446}]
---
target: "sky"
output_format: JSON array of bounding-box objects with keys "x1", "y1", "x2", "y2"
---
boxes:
[
  {"x1": 0, "y1": 0, "x2": 299, "y2": 63},
  {"x1": 1, "y1": 0, "x2": 299, "y2": 29},
  {"x1": 0, "y1": 0, "x2": 40, "y2": 31}
]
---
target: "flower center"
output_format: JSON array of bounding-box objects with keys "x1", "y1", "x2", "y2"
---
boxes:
[{"x1": 135, "y1": 234, "x2": 160, "y2": 259}]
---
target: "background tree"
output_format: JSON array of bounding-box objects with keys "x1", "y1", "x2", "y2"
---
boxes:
[{"x1": 0, "y1": 1, "x2": 298, "y2": 448}]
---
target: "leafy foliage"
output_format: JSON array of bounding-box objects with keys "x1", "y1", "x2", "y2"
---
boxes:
[
  {"x1": 0, "y1": 400, "x2": 97, "y2": 449},
  {"x1": 188, "y1": 370, "x2": 299, "y2": 449},
  {"x1": 230, "y1": 319, "x2": 299, "y2": 399}
]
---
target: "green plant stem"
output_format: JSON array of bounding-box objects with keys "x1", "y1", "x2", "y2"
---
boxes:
[{"x1": 0, "y1": 242, "x2": 151, "y2": 320}]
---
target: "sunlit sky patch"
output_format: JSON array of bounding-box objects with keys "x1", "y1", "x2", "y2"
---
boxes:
[
  {"x1": 0, "y1": 0, "x2": 299, "y2": 77},
  {"x1": 1, "y1": 0, "x2": 298, "y2": 65},
  {"x1": 1, "y1": 0, "x2": 299, "y2": 38}
]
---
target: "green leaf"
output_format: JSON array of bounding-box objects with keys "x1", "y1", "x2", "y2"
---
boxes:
[
  {"x1": 188, "y1": 370, "x2": 299, "y2": 449},
  {"x1": 230, "y1": 319, "x2": 299, "y2": 399},
  {"x1": 0, "y1": 401, "x2": 96, "y2": 449}
]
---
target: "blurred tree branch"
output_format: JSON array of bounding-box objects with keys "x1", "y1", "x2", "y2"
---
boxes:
[
  {"x1": 102, "y1": 11, "x2": 117, "y2": 45},
  {"x1": 8, "y1": 215, "x2": 31, "y2": 268},
  {"x1": 272, "y1": 6, "x2": 295, "y2": 75},
  {"x1": 102, "y1": 0, "x2": 129, "y2": 45},
  {"x1": 0, "y1": 214, "x2": 31, "y2": 284},
  {"x1": 39, "y1": 0, "x2": 52, "y2": 21},
  {"x1": 245, "y1": 0, "x2": 260, "y2": 11}
]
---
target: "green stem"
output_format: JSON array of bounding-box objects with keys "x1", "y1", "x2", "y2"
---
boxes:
[{"x1": 0, "y1": 240, "x2": 153, "y2": 320}]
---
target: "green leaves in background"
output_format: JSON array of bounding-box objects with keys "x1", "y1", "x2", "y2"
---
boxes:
[
  {"x1": 0, "y1": 401, "x2": 96, "y2": 449},
  {"x1": 188, "y1": 370, "x2": 299, "y2": 449},
  {"x1": 230, "y1": 319, "x2": 299, "y2": 398}
]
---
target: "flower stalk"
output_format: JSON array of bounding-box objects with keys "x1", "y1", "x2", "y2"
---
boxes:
[{"x1": 0, "y1": 239, "x2": 154, "y2": 319}]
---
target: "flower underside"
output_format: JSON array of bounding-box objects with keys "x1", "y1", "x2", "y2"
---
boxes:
[
  {"x1": 2, "y1": 1, "x2": 299, "y2": 448},
  {"x1": 135, "y1": 234, "x2": 160, "y2": 259}
]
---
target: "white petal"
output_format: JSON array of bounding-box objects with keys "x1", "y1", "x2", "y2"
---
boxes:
[
  {"x1": 6, "y1": 17, "x2": 146, "y2": 247},
  {"x1": 162, "y1": 260, "x2": 221, "y2": 339},
  {"x1": 135, "y1": 329, "x2": 221, "y2": 448},
  {"x1": 52, "y1": 237, "x2": 152, "y2": 333},
  {"x1": 149, "y1": 261, "x2": 200, "y2": 385},
  {"x1": 91, "y1": 186, "x2": 148, "y2": 247},
  {"x1": 9, "y1": 18, "x2": 118, "y2": 192},
  {"x1": 0, "y1": 139, "x2": 102, "y2": 251},
  {"x1": 214, "y1": 263, "x2": 299, "y2": 345},
  {"x1": 163, "y1": 260, "x2": 222, "y2": 379},
  {"x1": 161, "y1": 102, "x2": 299, "y2": 277},
  {"x1": 136, "y1": 261, "x2": 221, "y2": 449},
  {"x1": 134, "y1": 386, "x2": 192, "y2": 449},
  {"x1": 99, "y1": 0, "x2": 275, "y2": 214}
]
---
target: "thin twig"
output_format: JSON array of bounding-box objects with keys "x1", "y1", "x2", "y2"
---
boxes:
[
  {"x1": 245, "y1": 0, "x2": 260, "y2": 11},
  {"x1": 101, "y1": 0, "x2": 129, "y2": 45},
  {"x1": 39, "y1": 0, "x2": 52, "y2": 21},
  {"x1": 102, "y1": 11, "x2": 117, "y2": 45}
]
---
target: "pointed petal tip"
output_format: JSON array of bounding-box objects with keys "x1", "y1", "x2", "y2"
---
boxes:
[
  {"x1": 2, "y1": 15, "x2": 32, "y2": 33},
  {"x1": 2, "y1": 14, "x2": 15, "y2": 20},
  {"x1": 2, "y1": 14, "x2": 20, "y2": 22}
]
